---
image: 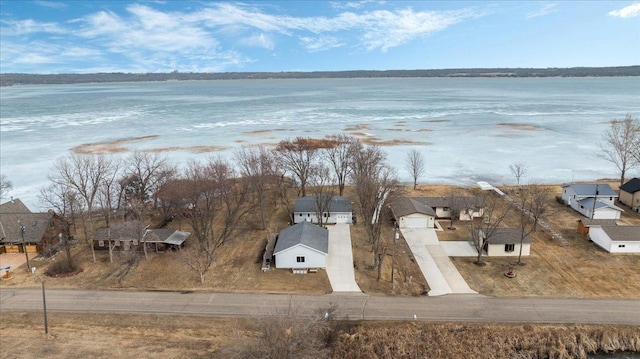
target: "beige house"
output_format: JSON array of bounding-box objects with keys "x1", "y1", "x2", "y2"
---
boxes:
[
  {"x1": 619, "y1": 178, "x2": 640, "y2": 213},
  {"x1": 481, "y1": 228, "x2": 531, "y2": 257}
]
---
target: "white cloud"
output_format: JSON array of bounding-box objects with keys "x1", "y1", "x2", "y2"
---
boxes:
[
  {"x1": 608, "y1": 3, "x2": 640, "y2": 18},
  {"x1": 525, "y1": 3, "x2": 558, "y2": 19},
  {"x1": 0, "y1": 19, "x2": 66, "y2": 36},
  {"x1": 34, "y1": 1, "x2": 68, "y2": 9},
  {"x1": 239, "y1": 33, "x2": 275, "y2": 50},
  {"x1": 299, "y1": 36, "x2": 344, "y2": 52}
]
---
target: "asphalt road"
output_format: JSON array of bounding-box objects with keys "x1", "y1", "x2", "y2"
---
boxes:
[{"x1": 1, "y1": 288, "x2": 639, "y2": 325}]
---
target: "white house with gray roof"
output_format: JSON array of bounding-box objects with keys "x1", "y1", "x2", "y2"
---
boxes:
[
  {"x1": 293, "y1": 195, "x2": 353, "y2": 225},
  {"x1": 588, "y1": 225, "x2": 640, "y2": 253},
  {"x1": 274, "y1": 222, "x2": 328, "y2": 270},
  {"x1": 389, "y1": 197, "x2": 436, "y2": 228},
  {"x1": 561, "y1": 183, "x2": 622, "y2": 220},
  {"x1": 481, "y1": 227, "x2": 531, "y2": 257}
]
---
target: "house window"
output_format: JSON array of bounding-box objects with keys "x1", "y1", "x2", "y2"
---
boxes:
[
  {"x1": 323, "y1": 213, "x2": 327, "y2": 217},
  {"x1": 505, "y1": 244, "x2": 515, "y2": 252},
  {"x1": 296, "y1": 256, "x2": 305, "y2": 263},
  {"x1": 98, "y1": 240, "x2": 105, "y2": 247},
  {"x1": 618, "y1": 244, "x2": 626, "y2": 248},
  {"x1": 299, "y1": 213, "x2": 302, "y2": 217}
]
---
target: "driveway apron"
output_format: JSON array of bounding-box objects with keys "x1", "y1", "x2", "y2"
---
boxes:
[{"x1": 326, "y1": 224, "x2": 361, "y2": 292}]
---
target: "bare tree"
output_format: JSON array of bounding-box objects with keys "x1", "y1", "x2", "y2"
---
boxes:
[
  {"x1": 509, "y1": 161, "x2": 528, "y2": 187},
  {"x1": 446, "y1": 191, "x2": 462, "y2": 230},
  {"x1": 600, "y1": 114, "x2": 640, "y2": 187},
  {"x1": 48, "y1": 153, "x2": 118, "y2": 262},
  {"x1": 182, "y1": 157, "x2": 252, "y2": 283},
  {"x1": 0, "y1": 175, "x2": 12, "y2": 200},
  {"x1": 120, "y1": 151, "x2": 175, "y2": 209},
  {"x1": 98, "y1": 158, "x2": 122, "y2": 263},
  {"x1": 39, "y1": 182, "x2": 80, "y2": 269},
  {"x1": 235, "y1": 145, "x2": 277, "y2": 230},
  {"x1": 308, "y1": 164, "x2": 336, "y2": 227},
  {"x1": 350, "y1": 143, "x2": 401, "y2": 280},
  {"x1": 405, "y1": 149, "x2": 426, "y2": 190},
  {"x1": 514, "y1": 184, "x2": 552, "y2": 265},
  {"x1": 275, "y1": 137, "x2": 333, "y2": 197},
  {"x1": 469, "y1": 192, "x2": 511, "y2": 265},
  {"x1": 323, "y1": 133, "x2": 359, "y2": 196}
]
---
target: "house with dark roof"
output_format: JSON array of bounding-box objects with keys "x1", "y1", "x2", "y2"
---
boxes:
[
  {"x1": 588, "y1": 225, "x2": 640, "y2": 253},
  {"x1": 94, "y1": 220, "x2": 190, "y2": 252},
  {"x1": 293, "y1": 195, "x2": 353, "y2": 225},
  {"x1": 389, "y1": 196, "x2": 484, "y2": 228},
  {"x1": 561, "y1": 183, "x2": 623, "y2": 219},
  {"x1": 274, "y1": 221, "x2": 328, "y2": 271},
  {"x1": 481, "y1": 227, "x2": 531, "y2": 257},
  {"x1": 0, "y1": 198, "x2": 67, "y2": 256},
  {"x1": 619, "y1": 178, "x2": 640, "y2": 212}
]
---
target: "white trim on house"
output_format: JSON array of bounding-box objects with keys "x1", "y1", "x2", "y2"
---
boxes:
[{"x1": 274, "y1": 244, "x2": 327, "y2": 269}]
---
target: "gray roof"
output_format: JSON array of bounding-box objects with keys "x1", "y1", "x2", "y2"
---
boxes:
[
  {"x1": 563, "y1": 183, "x2": 617, "y2": 197},
  {"x1": 600, "y1": 226, "x2": 640, "y2": 242},
  {"x1": 94, "y1": 220, "x2": 149, "y2": 242},
  {"x1": 274, "y1": 221, "x2": 328, "y2": 255},
  {"x1": 294, "y1": 196, "x2": 352, "y2": 213},
  {"x1": 143, "y1": 228, "x2": 190, "y2": 245},
  {"x1": 577, "y1": 198, "x2": 623, "y2": 212},
  {"x1": 390, "y1": 197, "x2": 436, "y2": 217},
  {"x1": 0, "y1": 212, "x2": 54, "y2": 244},
  {"x1": 620, "y1": 178, "x2": 640, "y2": 194},
  {"x1": 484, "y1": 228, "x2": 531, "y2": 245},
  {"x1": 580, "y1": 219, "x2": 618, "y2": 227},
  {"x1": 0, "y1": 198, "x2": 31, "y2": 215}
]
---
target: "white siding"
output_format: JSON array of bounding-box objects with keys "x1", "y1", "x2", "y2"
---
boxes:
[
  {"x1": 293, "y1": 211, "x2": 352, "y2": 224},
  {"x1": 399, "y1": 213, "x2": 434, "y2": 228},
  {"x1": 486, "y1": 243, "x2": 530, "y2": 257},
  {"x1": 592, "y1": 207, "x2": 622, "y2": 220},
  {"x1": 274, "y1": 244, "x2": 327, "y2": 269},
  {"x1": 588, "y1": 227, "x2": 640, "y2": 253}
]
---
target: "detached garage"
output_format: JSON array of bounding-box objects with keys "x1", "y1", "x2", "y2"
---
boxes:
[
  {"x1": 588, "y1": 225, "x2": 640, "y2": 253},
  {"x1": 390, "y1": 197, "x2": 436, "y2": 229}
]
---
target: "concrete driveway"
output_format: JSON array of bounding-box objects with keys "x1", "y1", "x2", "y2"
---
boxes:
[
  {"x1": 440, "y1": 241, "x2": 479, "y2": 257},
  {"x1": 0, "y1": 253, "x2": 37, "y2": 277},
  {"x1": 326, "y1": 224, "x2": 361, "y2": 293},
  {"x1": 401, "y1": 228, "x2": 476, "y2": 296}
]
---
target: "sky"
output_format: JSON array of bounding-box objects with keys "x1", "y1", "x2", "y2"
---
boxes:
[{"x1": 0, "y1": 1, "x2": 639, "y2": 74}]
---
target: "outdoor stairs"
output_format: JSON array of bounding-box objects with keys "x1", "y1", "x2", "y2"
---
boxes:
[{"x1": 501, "y1": 189, "x2": 570, "y2": 247}]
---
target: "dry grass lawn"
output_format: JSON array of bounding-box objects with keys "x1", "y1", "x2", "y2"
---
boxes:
[
  {"x1": 2, "y1": 183, "x2": 638, "y2": 299},
  {"x1": 1, "y1": 311, "x2": 638, "y2": 359}
]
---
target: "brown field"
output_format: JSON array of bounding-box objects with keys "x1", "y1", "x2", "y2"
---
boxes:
[{"x1": 1, "y1": 311, "x2": 638, "y2": 359}]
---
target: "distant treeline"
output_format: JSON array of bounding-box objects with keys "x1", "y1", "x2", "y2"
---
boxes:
[{"x1": 1, "y1": 66, "x2": 639, "y2": 86}]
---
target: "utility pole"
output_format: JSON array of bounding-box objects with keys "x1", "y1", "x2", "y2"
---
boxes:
[{"x1": 18, "y1": 220, "x2": 31, "y2": 273}]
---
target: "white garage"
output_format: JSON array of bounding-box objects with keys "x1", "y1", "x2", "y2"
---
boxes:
[{"x1": 390, "y1": 197, "x2": 436, "y2": 229}]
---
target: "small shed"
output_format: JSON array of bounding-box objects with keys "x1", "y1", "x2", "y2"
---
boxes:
[
  {"x1": 274, "y1": 222, "x2": 328, "y2": 271},
  {"x1": 577, "y1": 219, "x2": 618, "y2": 236},
  {"x1": 481, "y1": 228, "x2": 531, "y2": 257}
]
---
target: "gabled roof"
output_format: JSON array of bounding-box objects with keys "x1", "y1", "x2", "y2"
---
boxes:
[
  {"x1": 620, "y1": 178, "x2": 640, "y2": 194},
  {"x1": 577, "y1": 198, "x2": 623, "y2": 212},
  {"x1": 0, "y1": 198, "x2": 32, "y2": 215},
  {"x1": 389, "y1": 197, "x2": 436, "y2": 217},
  {"x1": 274, "y1": 221, "x2": 328, "y2": 255},
  {"x1": 294, "y1": 196, "x2": 352, "y2": 213},
  {"x1": 0, "y1": 212, "x2": 54, "y2": 244},
  {"x1": 562, "y1": 183, "x2": 617, "y2": 197},
  {"x1": 94, "y1": 220, "x2": 149, "y2": 242},
  {"x1": 600, "y1": 226, "x2": 640, "y2": 242},
  {"x1": 484, "y1": 227, "x2": 531, "y2": 245}
]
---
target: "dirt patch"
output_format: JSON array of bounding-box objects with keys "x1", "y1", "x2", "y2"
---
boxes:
[{"x1": 72, "y1": 135, "x2": 159, "y2": 154}]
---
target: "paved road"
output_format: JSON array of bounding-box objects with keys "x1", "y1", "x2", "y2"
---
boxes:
[
  {"x1": 1, "y1": 288, "x2": 639, "y2": 325},
  {"x1": 326, "y1": 224, "x2": 361, "y2": 292}
]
